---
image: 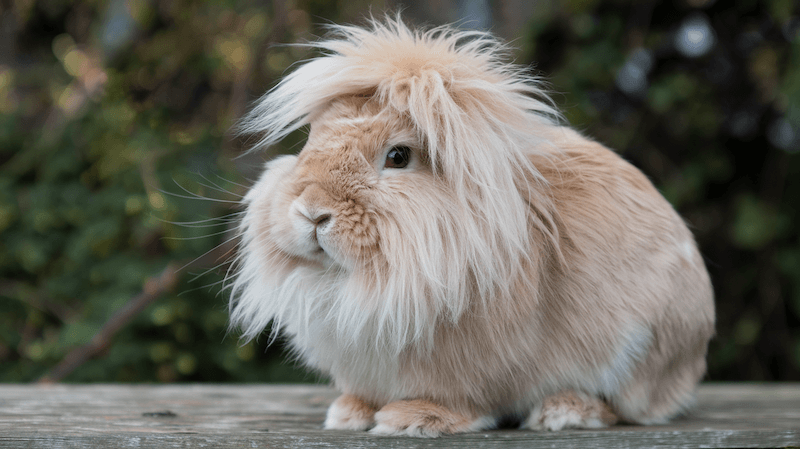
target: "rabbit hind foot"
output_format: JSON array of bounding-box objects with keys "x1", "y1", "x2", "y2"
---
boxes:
[{"x1": 523, "y1": 391, "x2": 618, "y2": 431}]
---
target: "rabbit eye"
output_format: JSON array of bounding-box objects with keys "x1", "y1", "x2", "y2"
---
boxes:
[{"x1": 384, "y1": 146, "x2": 411, "y2": 169}]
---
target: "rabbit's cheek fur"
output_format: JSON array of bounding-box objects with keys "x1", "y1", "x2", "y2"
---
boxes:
[{"x1": 243, "y1": 157, "x2": 299, "y2": 256}]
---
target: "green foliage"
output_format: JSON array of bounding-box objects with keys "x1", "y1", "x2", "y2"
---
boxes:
[
  {"x1": 0, "y1": 0, "x2": 382, "y2": 382},
  {"x1": 1, "y1": 0, "x2": 799, "y2": 383}
]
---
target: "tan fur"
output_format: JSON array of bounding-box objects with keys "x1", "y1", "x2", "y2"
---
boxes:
[
  {"x1": 229, "y1": 17, "x2": 715, "y2": 438},
  {"x1": 526, "y1": 391, "x2": 618, "y2": 430},
  {"x1": 371, "y1": 399, "x2": 483, "y2": 437}
]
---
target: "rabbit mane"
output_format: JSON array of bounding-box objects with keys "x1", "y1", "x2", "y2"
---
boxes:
[{"x1": 230, "y1": 17, "x2": 572, "y2": 354}]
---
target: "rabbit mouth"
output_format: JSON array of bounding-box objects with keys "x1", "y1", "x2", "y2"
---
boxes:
[
  {"x1": 305, "y1": 230, "x2": 330, "y2": 258},
  {"x1": 288, "y1": 200, "x2": 337, "y2": 256},
  {"x1": 312, "y1": 239, "x2": 326, "y2": 254},
  {"x1": 310, "y1": 221, "x2": 334, "y2": 256}
]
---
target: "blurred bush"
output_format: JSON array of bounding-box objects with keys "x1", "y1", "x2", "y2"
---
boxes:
[
  {"x1": 0, "y1": 0, "x2": 379, "y2": 382},
  {"x1": 0, "y1": 0, "x2": 798, "y2": 382},
  {"x1": 517, "y1": 0, "x2": 800, "y2": 381}
]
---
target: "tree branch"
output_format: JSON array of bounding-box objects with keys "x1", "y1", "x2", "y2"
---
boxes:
[{"x1": 38, "y1": 241, "x2": 235, "y2": 384}]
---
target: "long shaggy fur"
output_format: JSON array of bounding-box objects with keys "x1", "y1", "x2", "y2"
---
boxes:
[{"x1": 229, "y1": 16, "x2": 715, "y2": 437}]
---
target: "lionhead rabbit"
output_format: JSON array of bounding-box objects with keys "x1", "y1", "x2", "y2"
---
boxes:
[{"x1": 229, "y1": 17, "x2": 715, "y2": 437}]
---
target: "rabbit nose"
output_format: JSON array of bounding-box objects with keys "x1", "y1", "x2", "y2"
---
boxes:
[
  {"x1": 313, "y1": 213, "x2": 332, "y2": 227},
  {"x1": 295, "y1": 202, "x2": 333, "y2": 228},
  {"x1": 306, "y1": 212, "x2": 331, "y2": 228},
  {"x1": 295, "y1": 184, "x2": 335, "y2": 228}
]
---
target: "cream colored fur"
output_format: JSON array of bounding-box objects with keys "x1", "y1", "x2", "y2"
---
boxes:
[{"x1": 229, "y1": 16, "x2": 715, "y2": 437}]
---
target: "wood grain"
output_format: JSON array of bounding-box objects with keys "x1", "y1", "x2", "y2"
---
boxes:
[{"x1": 0, "y1": 383, "x2": 798, "y2": 448}]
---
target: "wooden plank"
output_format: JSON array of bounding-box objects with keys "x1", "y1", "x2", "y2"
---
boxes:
[{"x1": 0, "y1": 383, "x2": 798, "y2": 448}]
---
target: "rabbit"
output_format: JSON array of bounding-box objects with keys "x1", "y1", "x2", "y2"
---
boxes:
[{"x1": 228, "y1": 16, "x2": 715, "y2": 437}]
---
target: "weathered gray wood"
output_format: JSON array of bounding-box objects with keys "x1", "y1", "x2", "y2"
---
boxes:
[{"x1": 0, "y1": 383, "x2": 798, "y2": 448}]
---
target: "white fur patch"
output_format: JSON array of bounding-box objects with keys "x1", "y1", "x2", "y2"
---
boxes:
[
  {"x1": 323, "y1": 401, "x2": 373, "y2": 431},
  {"x1": 681, "y1": 239, "x2": 695, "y2": 262},
  {"x1": 594, "y1": 323, "x2": 653, "y2": 396},
  {"x1": 468, "y1": 415, "x2": 499, "y2": 432},
  {"x1": 542, "y1": 410, "x2": 582, "y2": 431}
]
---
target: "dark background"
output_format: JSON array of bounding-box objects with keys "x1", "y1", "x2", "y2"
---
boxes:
[{"x1": 1, "y1": 0, "x2": 798, "y2": 383}]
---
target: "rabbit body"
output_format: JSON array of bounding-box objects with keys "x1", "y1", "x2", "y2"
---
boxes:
[{"x1": 230, "y1": 18, "x2": 715, "y2": 437}]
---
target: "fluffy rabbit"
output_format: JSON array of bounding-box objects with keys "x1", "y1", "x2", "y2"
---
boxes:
[{"x1": 229, "y1": 17, "x2": 715, "y2": 437}]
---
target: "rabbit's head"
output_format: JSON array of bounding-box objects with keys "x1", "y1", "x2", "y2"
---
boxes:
[{"x1": 230, "y1": 18, "x2": 564, "y2": 352}]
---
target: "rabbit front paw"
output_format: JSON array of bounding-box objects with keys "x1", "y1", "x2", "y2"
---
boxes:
[
  {"x1": 370, "y1": 399, "x2": 491, "y2": 438},
  {"x1": 324, "y1": 394, "x2": 377, "y2": 431}
]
